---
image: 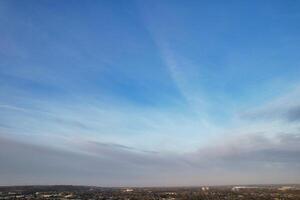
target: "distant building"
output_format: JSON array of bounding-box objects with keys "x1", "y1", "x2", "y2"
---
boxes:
[
  {"x1": 124, "y1": 188, "x2": 133, "y2": 192},
  {"x1": 201, "y1": 187, "x2": 209, "y2": 191},
  {"x1": 232, "y1": 186, "x2": 246, "y2": 191},
  {"x1": 64, "y1": 194, "x2": 74, "y2": 198},
  {"x1": 278, "y1": 186, "x2": 293, "y2": 191}
]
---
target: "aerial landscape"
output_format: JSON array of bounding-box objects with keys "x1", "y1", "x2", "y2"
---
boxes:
[
  {"x1": 1, "y1": 185, "x2": 300, "y2": 199},
  {"x1": 0, "y1": 0, "x2": 300, "y2": 199}
]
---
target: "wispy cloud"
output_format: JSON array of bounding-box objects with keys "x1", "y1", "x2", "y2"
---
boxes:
[{"x1": 240, "y1": 86, "x2": 300, "y2": 123}]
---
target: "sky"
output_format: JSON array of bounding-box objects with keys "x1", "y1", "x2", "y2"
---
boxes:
[{"x1": 0, "y1": 0, "x2": 300, "y2": 186}]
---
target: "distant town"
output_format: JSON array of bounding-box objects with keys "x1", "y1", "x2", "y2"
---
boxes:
[{"x1": 0, "y1": 185, "x2": 299, "y2": 200}]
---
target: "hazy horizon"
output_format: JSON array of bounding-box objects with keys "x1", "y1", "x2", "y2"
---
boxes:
[{"x1": 1, "y1": 0, "x2": 300, "y2": 186}]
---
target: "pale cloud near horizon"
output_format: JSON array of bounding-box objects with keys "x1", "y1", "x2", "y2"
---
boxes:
[{"x1": 1, "y1": 130, "x2": 299, "y2": 186}]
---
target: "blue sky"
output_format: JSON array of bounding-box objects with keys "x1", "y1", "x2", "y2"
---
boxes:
[{"x1": 1, "y1": 0, "x2": 300, "y2": 186}]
